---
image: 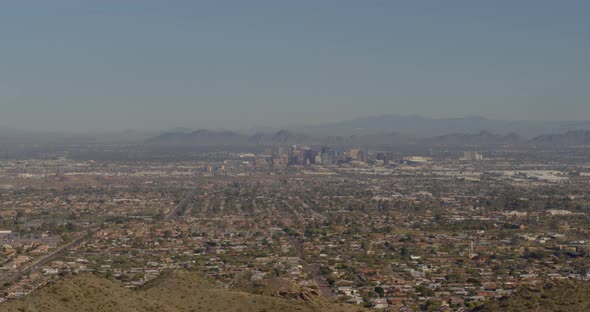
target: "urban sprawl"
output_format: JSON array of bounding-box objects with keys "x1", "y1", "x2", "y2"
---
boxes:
[{"x1": 1, "y1": 145, "x2": 589, "y2": 311}]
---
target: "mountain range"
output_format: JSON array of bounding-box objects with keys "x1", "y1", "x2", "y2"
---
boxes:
[
  {"x1": 4, "y1": 115, "x2": 590, "y2": 153},
  {"x1": 146, "y1": 128, "x2": 590, "y2": 151},
  {"x1": 293, "y1": 115, "x2": 590, "y2": 138}
]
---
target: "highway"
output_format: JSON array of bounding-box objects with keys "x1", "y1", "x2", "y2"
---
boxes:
[
  {"x1": 0, "y1": 227, "x2": 99, "y2": 288},
  {"x1": 287, "y1": 236, "x2": 334, "y2": 298},
  {"x1": 164, "y1": 189, "x2": 197, "y2": 221}
]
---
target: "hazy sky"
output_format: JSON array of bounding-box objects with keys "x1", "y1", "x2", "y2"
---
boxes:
[{"x1": 1, "y1": 1, "x2": 589, "y2": 131}]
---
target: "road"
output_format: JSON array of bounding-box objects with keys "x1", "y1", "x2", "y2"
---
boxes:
[
  {"x1": 2, "y1": 186, "x2": 198, "y2": 288},
  {"x1": 288, "y1": 236, "x2": 334, "y2": 298},
  {"x1": 0, "y1": 227, "x2": 99, "y2": 287},
  {"x1": 164, "y1": 189, "x2": 197, "y2": 221}
]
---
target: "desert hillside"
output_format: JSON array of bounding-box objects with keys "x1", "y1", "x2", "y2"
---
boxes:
[
  {"x1": 2, "y1": 271, "x2": 367, "y2": 312},
  {"x1": 474, "y1": 280, "x2": 590, "y2": 312}
]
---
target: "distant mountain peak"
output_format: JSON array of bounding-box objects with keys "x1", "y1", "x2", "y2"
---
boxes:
[
  {"x1": 532, "y1": 129, "x2": 590, "y2": 145},
  {"x1": 295, "y1": 115, "x2": 590, "y2": 138}
]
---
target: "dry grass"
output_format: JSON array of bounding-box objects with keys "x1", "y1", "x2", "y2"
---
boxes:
[
  {"x1": 474, "y1": 280, "x2": 590, "y2": 312},
  {"x1": 2, "y1": 271, "x2": 367, "y2": 312}
]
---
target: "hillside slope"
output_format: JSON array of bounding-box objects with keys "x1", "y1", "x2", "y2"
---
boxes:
[
  {"x1": 1, "y1": 274, "x2": 157, "y2": 312},
  {"x1": 2, "y1": 271, "x2": 366, "y2": 312},
  {"x1": 473, "y1": 280, "x2": 590, "y2": 312}
]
